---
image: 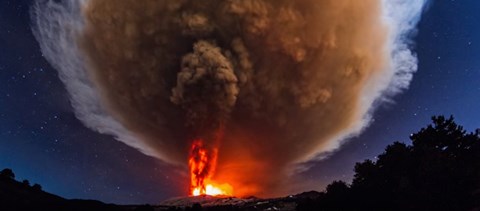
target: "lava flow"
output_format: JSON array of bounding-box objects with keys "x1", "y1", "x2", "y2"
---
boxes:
[{"x1": 189, "y1": 139, "x2": 232, "y2": 196}]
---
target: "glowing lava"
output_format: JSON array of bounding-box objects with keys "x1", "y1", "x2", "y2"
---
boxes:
[{"x1": 189, "y1": 139, "x2": 232, "y2": 196}]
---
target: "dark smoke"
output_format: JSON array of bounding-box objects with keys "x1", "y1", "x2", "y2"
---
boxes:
[
  {"x1": 171, "y1": 40, "x2": 239, "y2": 132},
  {"x1": 32, "y1": 0, "x2": 428, "y2": 197}
]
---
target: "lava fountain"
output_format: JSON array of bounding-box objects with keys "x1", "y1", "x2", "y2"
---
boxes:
[{"x1": 189, "y1": 139, "x2": 232, "y2": 196}]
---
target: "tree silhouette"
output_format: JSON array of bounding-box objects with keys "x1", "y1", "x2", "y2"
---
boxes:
[
  {"x1": 298, "y1": 116, "x2": 480, "y2": 211},
  {"x1": 325, "y1": 181, "x2": 349, "y2": 195},
  {"x1": 22, "y1": 179, "x2": 30, "y2": 187},
  {"x1": 0, "y1": 168, "x2": 15, "y2": 180},
  {"x1": 353, "y1": 116, "x2": 480, "y2": 210},
  {"x1": 32, "y1": 183, "x2": 42, "y2": 192}
]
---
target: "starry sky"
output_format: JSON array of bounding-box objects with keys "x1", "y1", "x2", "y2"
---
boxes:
[{"x1": 0, "y1": 0, "x2": 479, "y2": 205}]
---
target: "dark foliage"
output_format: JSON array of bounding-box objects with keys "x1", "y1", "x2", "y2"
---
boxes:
[
  {"x1": 32, "y1": 183, "x2": 42, "y2": 191},
  {"x1": 0, "y1": 168, "x2": 123, "y2": 211},
  {"x1": 298, "y1": 116, "x2": 480, "y2": 211},
  {"x1": 0, "y1": 168, "x2": 15, "y2": 180},
  {"x1": 21, "y1": 180, "x2": 30, "y2": 187}
]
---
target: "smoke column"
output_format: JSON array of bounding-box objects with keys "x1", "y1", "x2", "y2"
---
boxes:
[{"x1": 32, "y1": 0, "x2": 428, "y2": 196}]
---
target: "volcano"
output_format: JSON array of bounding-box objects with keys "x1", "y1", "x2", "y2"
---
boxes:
[
  {"x1": 32, "y1": 0, "x2": 429, "y2": 198},
  {"x1": 189, "y1": 139, "x2": 233, "y2": 196},
  {"x1": 160, "y1": 192, "x2": 320, "y2": 210}
]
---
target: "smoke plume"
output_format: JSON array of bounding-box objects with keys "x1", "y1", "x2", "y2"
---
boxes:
[{"x1": 32, "y1": 0, "x2": 428, "y2": 196}]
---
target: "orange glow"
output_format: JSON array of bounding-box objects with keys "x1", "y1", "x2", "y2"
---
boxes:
[
  {"x1": 189, "y1": 139, "x2": 232, "y2": 196},
  {"x1": 191, "y1": 181, "x2": 233, "y2": 196}
]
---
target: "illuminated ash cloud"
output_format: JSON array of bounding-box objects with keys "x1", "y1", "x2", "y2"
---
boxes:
[{"x1": 32, "y1": 0, "x2": 429, "y2": 196}]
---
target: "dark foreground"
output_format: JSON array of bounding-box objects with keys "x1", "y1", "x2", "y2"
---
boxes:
[
  {"x1": 0, "y1": 175, "x2": 321, "y2": 211},
  {"x1": 2, "y1": 116, "x2": 480, "y2": 211},
  {"x1": 0, "y1": 173, "x2": 319, "y2": 211}
]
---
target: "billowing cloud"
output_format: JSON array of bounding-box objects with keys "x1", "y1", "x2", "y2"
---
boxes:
[{"x1": 32, "y1": 0, "x2": 428, "y2": 197}]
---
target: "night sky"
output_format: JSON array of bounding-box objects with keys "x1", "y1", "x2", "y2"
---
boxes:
[{"x1": 1, "y1": 0, "x2": 479, "y2": 205}]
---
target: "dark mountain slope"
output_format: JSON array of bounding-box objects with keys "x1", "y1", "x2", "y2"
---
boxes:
[{"x1": 0, "y1": 171, "x2": 121, "y2": 211}]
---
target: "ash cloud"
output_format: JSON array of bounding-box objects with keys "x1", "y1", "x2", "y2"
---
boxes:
[
  {"x1": 171, "y1": 40, "x2": 239, "y2": 131},
  {"x1": 32, "y1": 0, "x2": 428, "y2": 197}
]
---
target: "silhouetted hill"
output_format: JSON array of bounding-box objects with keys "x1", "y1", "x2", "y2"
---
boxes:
[{"x1": 0, "y1": 170, "x2": 121, "y2": 211}]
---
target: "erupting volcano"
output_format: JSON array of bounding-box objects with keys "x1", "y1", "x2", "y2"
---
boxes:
[
  {"x1": 189, "y1": 140, "x2": 232, "y2": 196},
  {"x1": 32, "y1": 0, "x2": 428, "y2": 197}
]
